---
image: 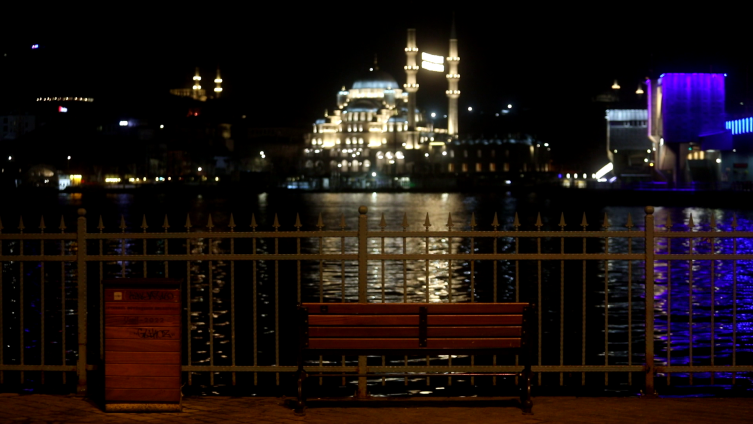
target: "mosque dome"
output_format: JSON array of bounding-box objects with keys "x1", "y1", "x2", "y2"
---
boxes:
[
  {"x1": 351, "y1": 69, "x2": 398, "y2": 90},
  {"x1": 347, "y1": 98, "x2": 382, "y2": 112}
]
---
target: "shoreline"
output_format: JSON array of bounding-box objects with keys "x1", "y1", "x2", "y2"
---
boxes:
[{"x1": 6, "y1": 182, "x2": 751, "y2": 209}]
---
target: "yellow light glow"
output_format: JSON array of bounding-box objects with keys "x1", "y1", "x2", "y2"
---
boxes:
[
  {"x1": 422, "y1": 61, "x2": 445, "y2": 72},
  {"x1": 421, "y1": 52, "x2": 444, "y2": 64},
  {"x1": 214, "y1": 88, "x2": 223, "y2": 92},
  {"x1": 193, "y1": 76, "x2": 201, "y2": 80},
  {"x1": 214, "y1": 78, "x2": 222, "y2": 83},
  {"x1": 105, "y1": 177, "x2": 121, "y2": 183}
]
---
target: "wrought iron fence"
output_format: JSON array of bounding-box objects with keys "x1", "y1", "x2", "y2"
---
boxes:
[{"x1": 0, "y1": 206, "x2": 751, "y2": 396}]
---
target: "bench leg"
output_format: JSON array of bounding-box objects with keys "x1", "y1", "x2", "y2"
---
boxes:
[
  {"x1": 519, "y1": 368, "x2": 533, "y2": 414},
  {"x1": 295, "y1": 369, "x2": 307, "y2": 414}
]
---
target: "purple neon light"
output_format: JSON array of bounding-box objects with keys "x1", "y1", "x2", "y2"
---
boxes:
[
  {"x1": 647, "y1": 78, "x2": 653, "y2": 136},
  {"x1": 661, "y1": 73, "x2": 726, "y2": 143}
]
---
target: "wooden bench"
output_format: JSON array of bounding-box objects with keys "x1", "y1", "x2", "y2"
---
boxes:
[{"x1": 295, "y1": 302, "x2": 535, "y2": 414}]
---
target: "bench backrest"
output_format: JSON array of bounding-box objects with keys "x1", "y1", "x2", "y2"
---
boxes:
[{"x1": 299, "y1": 303, "x2": 532, "y2": 352}]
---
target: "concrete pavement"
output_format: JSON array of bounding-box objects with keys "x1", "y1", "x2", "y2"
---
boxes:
[{"x1": 0, "y1": 393, "x2": 751, "y2": 423}]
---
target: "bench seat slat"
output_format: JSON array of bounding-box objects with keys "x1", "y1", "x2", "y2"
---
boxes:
[
  {"x1": 309, "y1": 326, "x2": 522, "y2": 338},
  {"x1": 309, "y1": 315, "x2": 523, "y2": 326},
  {"x1": 303, "y1": 303, "x2": 528, "y2": 315},
  {"x1": 308, "y1": 338, "x2": 521, "y2": 350}
]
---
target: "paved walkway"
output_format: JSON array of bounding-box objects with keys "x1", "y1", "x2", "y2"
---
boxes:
[{"x1": 0, "y1": 393, "x2": 751, "y2": 423}]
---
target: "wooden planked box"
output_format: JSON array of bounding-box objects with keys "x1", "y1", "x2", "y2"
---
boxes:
[{"x1": 103, "y1": 279, "x2": 182, "y2": 412}]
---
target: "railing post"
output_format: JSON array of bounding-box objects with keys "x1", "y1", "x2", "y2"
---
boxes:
[
  {"x1": 357, "y1": 205, "x2": 368, "y2": 397},
  {"x1": 358, "y1": 206, "x2": 368, "y2": 302},
  {"x1": 644, "y1": 206, "x2": 655, "y2": 395},
  {"x1": 76, "y1": 208, "x2": 88, "y2": 395}
]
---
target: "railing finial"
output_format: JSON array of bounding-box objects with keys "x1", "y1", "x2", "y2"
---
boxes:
[
  {"x1": 273, "y1": 213, "x2": 280, "y2": 231},
  {"x1": 688, "y1": 214, "x2": 695, "y2": 229},
  {"x1": 535, "y1": 212, "x2": 543, "y2": 229},
  {"x1": 58, "y1": 216, "x2": 66, "y2": 232},
  {"x1": 424, "y1": 213, "x2": 431, "y2": 230},
  {"x1": 558, "y1": 212, "x2": 566, "y2": 229},
  {"x1": 401, "y1": 213, "x2": 409, "y2": 230},
  {"x1": 447, "y1": 213, "x2": 454, "y2": 231},
  {"x1": 228, "y1": 213, "x2": 236, "y2": 231},
  {"x1": 379, "y1": 213, "x2": 386, "y2": 230},
  {"x1": 732, "y1": 213, "x2": 738, "y2": 230},
  {"x1": 294, "y1": 213, "x2": 302, "y2": 230},
  {"x1": 39, "y1": 216, "x2": 46, "y2": 232},
  {"x1": 119, "y1": 215, "x2": 127, "y2": 232},
  {"x1": 665, "y1": 214, "x2": 672, "y2": 230},
  {"x1": 626, "y1": 213, "x2": 634, "y2": 230},
  {"x1": 580, "y1": 212, "x2": 588, "y2": 229},
  {"x1": 97, "y1": 215, "x2": 105, "y2": 231},
  {"x1": 317, "y1": 213, "x2": 324, "y2": 230},
  {"x1": 18, "y1": 216, "x2": 25, "y2": 232},
  {"x1": 250, "y1": 213, "x2": 257, "y2": 230},
  {"x1": 185, "y1": 214, "x2": 192, "y2": 230},
  {"x1": 513, "y1": 212, "x2": 520, "y2": 229},
  {"x1": 645, "y1": 206, "x2": 654, "y2": 215},
  {"x1": 710, "y1": 214, "x2": 717, "y2": 230},
  {"x1": 206, "y1": 214, "x2": 214, "y2": 231},
  {"x1": 358, "y1": 206, "x2": 368, "y2": 215},
  {"x1": 162, "y1": 215, "x2": 170, "y2": 231},
  {"x1": 141, "y1": 215, "x2": 149, "y2": 232},
  {"x1": 491, "y1": 212, "x2": 499, "y2": 231},
  {"x1": 602, "y1": 212, "x2": 609, "y2": 229},
  {"x1": 470, "y1": 212, "x2": 477, "y2": 230}
]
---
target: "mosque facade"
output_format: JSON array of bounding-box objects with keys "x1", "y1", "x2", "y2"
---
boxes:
[{"x1": 301, "y1": 25, "x2": 552, "y2": 189}]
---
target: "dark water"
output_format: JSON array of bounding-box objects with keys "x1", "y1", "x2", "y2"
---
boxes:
[{"x1": 1, "y1": 189, "x2": 752, "y2": 392}]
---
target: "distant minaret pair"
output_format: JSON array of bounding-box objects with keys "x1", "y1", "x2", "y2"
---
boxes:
[
  {"x1": 404, "y1": 19, "x2": 459, "y2": 137},
  {"x1": 191, "y1": 67, "x2": 224, "y2": 100}
]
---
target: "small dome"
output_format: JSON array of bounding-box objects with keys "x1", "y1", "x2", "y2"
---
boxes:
[{"x1": 352, "y1": 69, "x2": 398, "y2": 90}]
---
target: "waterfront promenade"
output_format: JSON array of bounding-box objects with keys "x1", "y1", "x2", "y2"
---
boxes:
[{"x1": 0, "y1": 394, "x2": 751, "y2": 423}]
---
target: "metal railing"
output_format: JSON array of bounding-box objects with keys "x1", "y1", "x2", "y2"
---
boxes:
[{"x1": 0, "y1": 206, "x2": 751, "y2": 396}]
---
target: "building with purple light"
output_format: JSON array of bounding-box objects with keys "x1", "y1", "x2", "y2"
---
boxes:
[{"x1": 647, "y1": 73, "x2": 732, "y2": 185}]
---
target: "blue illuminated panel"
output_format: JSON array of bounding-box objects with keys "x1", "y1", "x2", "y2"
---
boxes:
[
  {"x1": 726, "y1": 117, "x2": 753, "y2": 135},
  {"x1": 661, "y1": 73, "x2": 726, "y2": 143}
]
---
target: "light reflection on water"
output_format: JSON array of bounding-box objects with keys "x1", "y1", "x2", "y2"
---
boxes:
[{"x1": 2, "y1": 192, "x2": 752, "y2": 388}]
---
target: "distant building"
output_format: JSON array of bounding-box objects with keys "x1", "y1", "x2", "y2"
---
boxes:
[
  {"x1": 170, "y1": 67, "x2": 223, "y2": 102},
  {"x1": 606, "y1": 109, "x2": 652, "y2": 181},
  {"x1": 647, "y1": 73, "x2": 731, "y2": 185},
  {"x1": 0, "y1": 114, "x2": 35, "y2": 141}
]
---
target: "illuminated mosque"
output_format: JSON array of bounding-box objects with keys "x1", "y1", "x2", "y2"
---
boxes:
[
  {"x1": 302, "y1": 24, "x2": 462, "y2": 187},
  {"x1": 170, "y1": 67, "x2": 224, "y2": 102},
  {"x1": 300, "y1": 21, "x2": 550, "y2": 189}
]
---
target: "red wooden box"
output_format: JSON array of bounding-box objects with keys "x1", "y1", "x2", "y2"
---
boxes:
[{"x1": 103, "y1": 279, "x2": 182, "y2": 412}]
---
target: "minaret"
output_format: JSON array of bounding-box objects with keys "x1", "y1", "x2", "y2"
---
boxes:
[
  {"x1": 446, "y1": 17, "x2": 460, "y2": 137},
  {"x1": 404, "y1": 29, "x2": 419, "y2": 130},
  {"x1": 214, "y1": 67, "x2": 223, "y2": 97},
  {"x1": 192, "y1": 67, "x2": 202, "y2": 101}
]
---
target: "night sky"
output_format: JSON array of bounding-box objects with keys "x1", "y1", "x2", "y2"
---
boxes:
[{"x1": 2, "y1": 5, "x2": 750, "y2": 168}]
